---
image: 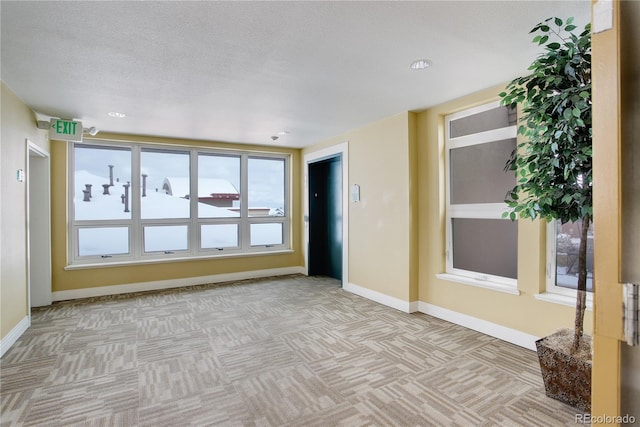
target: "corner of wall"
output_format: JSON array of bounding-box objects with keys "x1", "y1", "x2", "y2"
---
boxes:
[
  {"x1": 408, "y1": 112, "x2": 419, "y2": 302},
  {"x1": 0, "y1": 81, "x2": 48, "y2": 348}
]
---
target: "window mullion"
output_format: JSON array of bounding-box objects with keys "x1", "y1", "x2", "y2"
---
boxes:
[
  {"x1": 447, "y1": 126, "x2": 517, "y2": 150},
  {"x1": 190, "y1": 150, "x2": 199, "y2": 256},
  {"x1": 240, "y1": 153, "x2": 249, "y2": 250},
  {"x1": 448, "y1": 203, "x2": 509, "y2": 219},
  {"x1": 68, "y1": 142, "x2": 76, "y2": 263},
  {"x1": 284, "y1": 156, "x2": 291, "y2": 247},
  {"x1": 131, "y1": 145, "x2": 142, "y2": 258}
]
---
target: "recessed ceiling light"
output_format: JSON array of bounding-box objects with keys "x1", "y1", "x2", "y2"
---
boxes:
[
  {"x1": 108, "y1": 111, "x2": 126, "y2": 118},
  {"x1": 277, "y1": 131, "x2": 290, "y2": 136},
  {"x1": 409, "y1": 59, "x2": 432, "y2": 70}
]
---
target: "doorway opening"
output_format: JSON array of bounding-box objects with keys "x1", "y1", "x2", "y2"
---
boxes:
[
  {"x1": 308, "y1": 156, "x2": 342, "y2": 279},
  {"x1": 27, "y1": 141, "x2": 52, "y2": 309},
  {"x1": 304, "y1": 143, "x2": 349, "y2": 285}
]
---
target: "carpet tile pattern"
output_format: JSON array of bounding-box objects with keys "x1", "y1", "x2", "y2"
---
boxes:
[{"x1": 1, "y1": 275, "x2": 581, "y2": 426}]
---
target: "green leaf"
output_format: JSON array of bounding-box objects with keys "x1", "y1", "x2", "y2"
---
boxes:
[
  {"x1": 565, "y1": 24, "x2": 577, "y2": 31},
  {"x1": 498, "y1": 17, "x2": 592, "y2": 226},
  {"x1": 555, "y1": 17, "x2": 563, "y2": 26}
]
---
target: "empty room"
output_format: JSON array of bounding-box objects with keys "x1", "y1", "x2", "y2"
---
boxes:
[{"x1": 1, "y1": 1, "x2": 639, "y2": 425}]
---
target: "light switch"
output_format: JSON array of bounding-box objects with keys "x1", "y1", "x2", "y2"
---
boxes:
[{"x1": 351, "y1": 184, "x2": 360, "y2": 203}]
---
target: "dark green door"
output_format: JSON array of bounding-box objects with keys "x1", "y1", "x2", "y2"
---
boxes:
[{"x1": 308, "y1": 156, "x2": 342, "y2": 281}]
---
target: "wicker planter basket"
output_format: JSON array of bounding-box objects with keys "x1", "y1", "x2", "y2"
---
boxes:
[{"x1": 535, "y1": 329, "x2": 592, "y2": 412}]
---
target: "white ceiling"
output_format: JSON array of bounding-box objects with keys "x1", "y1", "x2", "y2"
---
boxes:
[{"x1": 1, "y1": 1, "x2": 590, "y2": 148}]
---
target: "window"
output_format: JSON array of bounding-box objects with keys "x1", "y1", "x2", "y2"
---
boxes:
[
  {"x1": 547, "y1": 220, "x2": 594, "y2": 297},
  {"x1": 443, "y1": 101, "x2": 518, "y2": 288},
  {"x1": 70, "y1": 141, "x2": 290, "y2": 264}
]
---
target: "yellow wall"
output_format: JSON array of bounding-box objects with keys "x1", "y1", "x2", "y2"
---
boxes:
[
  {"x1": 302, "y1": 112, "x2": 418, "y2": 302},
  {"x1": 0, "y1": 82, "x2": 49, "y2": 339},
  {"x1": 50, "y1": 133, "x2": 304, "y2": 292}
]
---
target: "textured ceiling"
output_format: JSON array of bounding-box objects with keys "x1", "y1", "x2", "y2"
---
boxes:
[{"x1": 0, "y1": 1, "x2": 590, "y2": 148}]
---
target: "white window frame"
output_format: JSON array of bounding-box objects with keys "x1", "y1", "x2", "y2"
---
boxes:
[
  {"x1": 68, "y1": 140, "x2": 290, "y2": 266},
  {"x1": 542, "y1": 221, "x2": 593, "y2": 308},
  {"x1": 440, "y1": 100, "x2": 519, "y2": 293}
]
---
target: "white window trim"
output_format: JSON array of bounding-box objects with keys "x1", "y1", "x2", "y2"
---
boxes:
[
  {"x1": 444, "y1": 100, "x2": 518, "y2": 290},
  {"x1": 68, "y1": 140, "x2": 290, "y2": 266},
  {"x1": 538, "y1": 221, "x2": 593, "y2": 310},
  {"x1": 436, "y1": 273, "x2": 520, "y2": 296}
]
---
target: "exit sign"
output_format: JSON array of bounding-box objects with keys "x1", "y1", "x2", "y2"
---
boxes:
[{"x1": 50, "y1": 119, "x2": 83, "y2": 142}]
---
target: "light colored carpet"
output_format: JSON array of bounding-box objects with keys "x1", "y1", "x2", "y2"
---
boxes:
[{"x1": 0, "y1": 275, "x2": 580, "y2": 426}]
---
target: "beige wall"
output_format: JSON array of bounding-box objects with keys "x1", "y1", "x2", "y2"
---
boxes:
[
  {"x1": 0, "y1": 82, "x2": 49, "y2": 339},
  {"x1": 303, "y1": 112, "x2": 418, "y2": 302},
  {"x1": 50, "y1": 133, "x2": 304, "y2": 292},
  {"x1": 417, "y1": 84, "x2": 592, "y2": 338}
]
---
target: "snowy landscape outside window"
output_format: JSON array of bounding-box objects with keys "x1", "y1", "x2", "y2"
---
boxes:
[{"x1": 69, "y1": 141, "x2": 290, "y2": 264}]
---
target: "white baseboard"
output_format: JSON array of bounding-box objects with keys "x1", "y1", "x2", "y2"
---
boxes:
[
  {"x1": 344, "y1": 282, "x2": 418, "y2": 313},
  {"x1": 0, "y1": 315, "x2": 30, "y2": 358},
  {"x1": 52, "y1": 266, "x2": 305, "y2": 301},
  {"x1": 418, "y1": 302, "x2": 539, "y2": 351}
]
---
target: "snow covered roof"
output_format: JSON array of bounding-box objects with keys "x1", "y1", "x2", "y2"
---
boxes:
[
  {"x1": 74, "y1": 170, "x2": 238, "y2": 220},
  {"x1": 162, "y1": 177, "x2": 238, "y2": 198}
]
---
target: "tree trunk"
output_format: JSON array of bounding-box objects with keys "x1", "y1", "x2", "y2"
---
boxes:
[{"x1": 572, "y1": 215, "x2": 590, "y2": 354}]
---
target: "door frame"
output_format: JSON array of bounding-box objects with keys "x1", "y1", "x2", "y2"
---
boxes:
[
  {"x1": 26, "y1": 140, "x2": 52, "y2": 310},
  {"x1": 591, "y1": 0, "x2": 625, "y2": 417},
  {"x1": 303, "y1": 142, "x2": 349, "y2": 285}
]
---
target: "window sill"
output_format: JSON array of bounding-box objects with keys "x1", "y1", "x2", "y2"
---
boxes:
[
  {"x1": 65, "y1": 249, "x2": 294, "y2": 270},
  {"x1": 534, "y1": 292, "x2": 593, "y2": 311},
  {"x1": 436, "y1": 273, "x2": 520, "y2": 296}
]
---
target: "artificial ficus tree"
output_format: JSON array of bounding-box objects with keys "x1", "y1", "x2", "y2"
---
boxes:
[{"x1": 499, "y1": 17, "x2": 592, "y2": 354}]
